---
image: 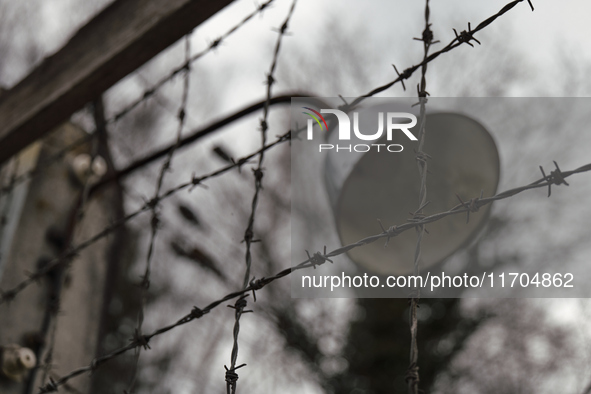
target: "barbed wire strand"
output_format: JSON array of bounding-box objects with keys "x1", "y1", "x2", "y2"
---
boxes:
[
  {"x1": 227, "y1": 2, "x2": 297, "y2": 392},
  {"x1": 35, "y1": 158, "x2": 590, "y2": 393},
  {"x1": 225, "y1": 295, "x2": 251, "y2": 394},
  {"x1": 242, "y1": 0, "x2": 296, "y2": 290},
  {"x1": 406, "y1": 1, "x2": 435, "y2": 392},
  {"x1": 0, "y1": 0, "x2": 534, "y2": 312},
  {"x1": 125, "y1": 34, "x2": 192, "y2": 394}
]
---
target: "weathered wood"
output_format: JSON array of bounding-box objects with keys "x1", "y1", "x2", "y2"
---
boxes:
[{"x1": 0, "y1": 0, "x2": 234, "y2": 165}]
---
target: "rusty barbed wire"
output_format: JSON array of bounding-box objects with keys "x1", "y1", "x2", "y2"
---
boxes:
[
  {"x1": 125, "y1": 35, "x2": 192, "y2": 394},
  {"x1": 34, "y1": 158, "x2": 591, "y2": 393},
  {"x1": 107, "y1": 0, "x2": 276, "y2": 126},
  {"x1": 230, "y1": 2, "x2": 296, "y2": 391}
]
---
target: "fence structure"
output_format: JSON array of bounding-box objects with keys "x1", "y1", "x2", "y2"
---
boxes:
[{"x1": 2, "y1": 0, "x2": 590, "y2": 393}]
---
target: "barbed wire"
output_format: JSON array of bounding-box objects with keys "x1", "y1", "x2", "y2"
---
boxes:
[
  {"x1": 225, "y1": 295, "x2": 251, "y2": 394},
  {"x1": 0, "y1": 0, "x2": 547, "y2": 391},
  {"x1": 1, "y1": 0, "x2": 535, "y2": 308},
  {"x1": 35, "y1": 158, "x2": 591, "y2": 393},
  {"x1": 242, "y1": 0, "x2": 296, "y2": 289},
  {"x1": 0, "y1": 0, "x2": 533, "y2": 210},
  {"x1": 125, "y1": 34, "x2": 193, "y2": 394},
  {"x1": 0, "y1": 0, "x2": 536, "y2": 215},
  {"x1": 405, "y1": 0, "x2": 436, "y2": 392},
  {"x1": 227, "y1": 1, "x2": 297, "y2": 392},
  {"x1": 2, "y1": 4, "x2": 543, "y2": 390}
]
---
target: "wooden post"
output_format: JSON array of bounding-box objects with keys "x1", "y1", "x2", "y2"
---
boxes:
[{"x1": 0, "y1": 0, "x2": 234, "y2": 165}]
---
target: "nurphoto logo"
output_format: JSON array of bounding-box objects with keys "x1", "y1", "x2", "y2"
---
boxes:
[{"x1": 302, "y1": 107, "x2": 418, "y2": 153}]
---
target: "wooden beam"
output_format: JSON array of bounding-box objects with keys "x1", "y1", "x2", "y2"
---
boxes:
[{"x1": 0, "y1": 0, "x2": 234, "y2": 165}]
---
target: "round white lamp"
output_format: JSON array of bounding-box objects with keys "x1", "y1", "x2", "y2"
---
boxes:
[{"x1": 321, "y1": 101, "x2": 500, "y2": 275}]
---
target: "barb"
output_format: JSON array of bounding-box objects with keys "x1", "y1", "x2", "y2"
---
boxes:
[
  {"x1": 0, "y1": 129, "x2": 292, "y2": 307},
  {"x1": 33, "y1": 159, "x2": 591, "y2": 392},
  {"x1": 107, "y1": 0, "x2": 275, "y2": 125},
  {"x1": 539, "y1": 160, "x2": 569, "y2": 197}
]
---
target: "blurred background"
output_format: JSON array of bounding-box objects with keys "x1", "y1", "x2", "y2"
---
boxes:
[{"x1": 1, "y1": 0, "x2": 591, "y2": 393}]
